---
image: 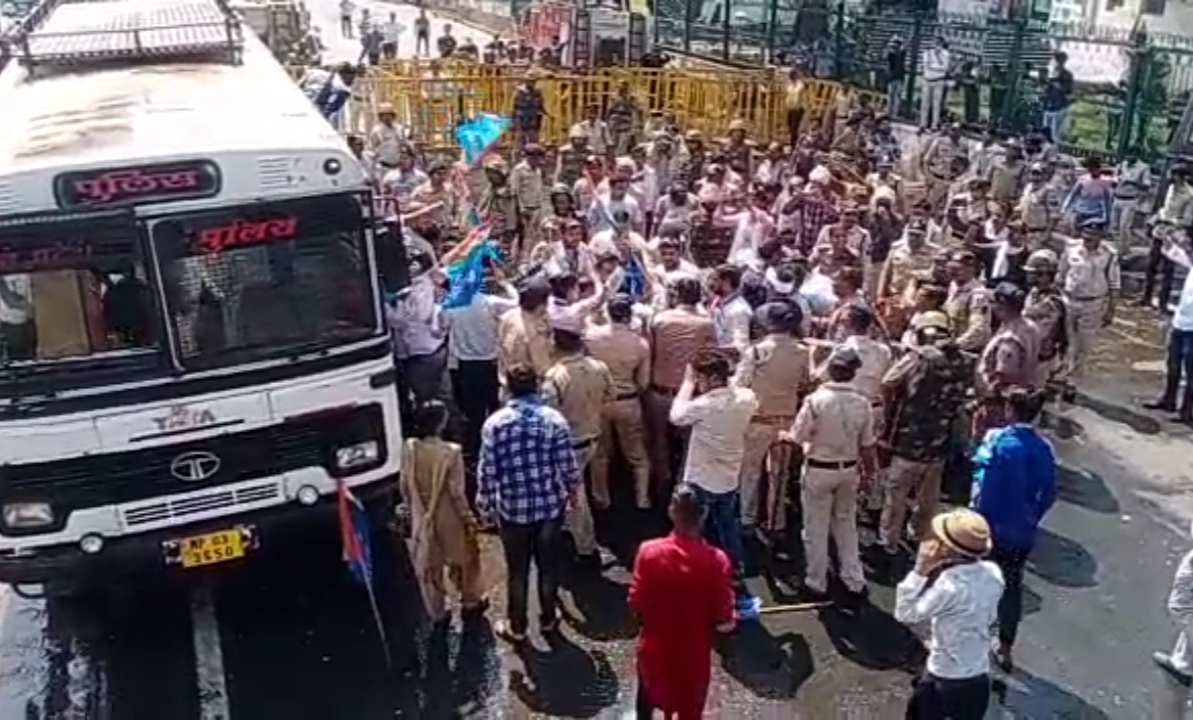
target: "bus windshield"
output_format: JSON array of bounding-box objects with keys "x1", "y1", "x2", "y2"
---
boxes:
[{"x1": 152, "y1": 193, "x2": 378, "y2": 371}]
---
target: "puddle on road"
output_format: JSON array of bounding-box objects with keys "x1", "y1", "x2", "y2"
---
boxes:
[{"x1": 0, "y1": 587, "x2": 50, "y2": 719}]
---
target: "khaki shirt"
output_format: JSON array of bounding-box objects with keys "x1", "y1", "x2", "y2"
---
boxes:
[
  {"x1": 1018, "y1": 183, "x2": 1054, "y2": 229},
  {"x1": 650, "y1": 307, "x2": 716, "y2": 391},
  {"x1": 987, "y1": 159, "x2": 1025, "y2": 204},
  {"x1": 585, "y1": 323, "x2": 650, "y2": 398},
  {"x1": 923, "y1": 136, "x2": 965, "y2": 180},
  {"x1": 1059, "y1": 242, "x2": 1121, "y2": 300},
  {"x1": 543, "y1": 354, "x2": 614, "y2": 441},
  {"x1": 946, "y1": 279, "x2": 992, "y2": 352},
  {"x1": 511, "y1": 160, "x2": 546, "y2": 212},
  {"x1": 734, "y1": 334, "x2": 812, "y2": 419},
  {"x1": 496, "y1": 308, "x2": 553, "y2": 382},
  {"x1": 789, "y1": 382, "x2": 876, "y2": 463},
  {"x1": 879, "y1": 239, "x2": 940, "y2": 303}
]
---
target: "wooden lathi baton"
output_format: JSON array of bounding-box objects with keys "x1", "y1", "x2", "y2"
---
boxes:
[{"x1": 756, "y1": 601, "x2": 834, "y2": 615}]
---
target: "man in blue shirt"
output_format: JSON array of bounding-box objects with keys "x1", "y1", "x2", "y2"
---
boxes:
[
  {"x1": 970, "y1": 386, "x2": 1057, "y2": 673},
  {"x1": 477, "y1": 362, "x2": 581, "y2": 644}
]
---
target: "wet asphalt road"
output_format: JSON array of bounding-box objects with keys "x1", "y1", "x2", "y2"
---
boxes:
[{"x1": 0, "y1": 404, "x2": 1190, "y2": 719}]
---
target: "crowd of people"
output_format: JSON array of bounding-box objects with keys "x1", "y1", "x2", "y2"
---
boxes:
[{"x1": 363, "y1": 63, "x2": 1193, "y2": 718}]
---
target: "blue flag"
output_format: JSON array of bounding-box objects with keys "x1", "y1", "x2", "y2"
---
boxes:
[
  {"x1": 441, "y1": 225, "x2": 500, "y2": 310},
  {"x1": 455, "y1": 114, "x2": 511, "y2": 166}
]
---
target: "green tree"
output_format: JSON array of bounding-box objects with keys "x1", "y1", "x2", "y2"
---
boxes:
[{"x1": 1134, "y1": 48, "x2": 1171, "y2": 155}]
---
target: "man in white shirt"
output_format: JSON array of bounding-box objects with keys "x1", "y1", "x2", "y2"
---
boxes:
[
  {"x1": 669, "y1": 348, "x2": 760, "y2": 614},
  {"x1": 367, "y1": 103, "x2": 406, "y2": 173},
  {"x1": 387, "y1": 262, "x2": 449, "y2": 407},
  {"x1": 709, "y1": 265, "x2": 753, "y2": 353},
  {"x1": 445, "y1": 268, "x2": 518, "y2": 464},
  {"x1": 1155, "y1": 520, "x2": 1193, "y2": 690},
  {"x1": 381, "y1": 12, "x2": 403, "y2": 59},
  {"x1": 895, "y1": 509, "x2": 1004, "y2": 718},
  {"x1": 920, "y1": 36, "x2": 951, "y2": 130},
  {"x1": 1144, "y1": 227, "x2": 1193, "y2": 424},
  {"x1": 0, "y1": 274, "x2": 35, "y2": 361}
]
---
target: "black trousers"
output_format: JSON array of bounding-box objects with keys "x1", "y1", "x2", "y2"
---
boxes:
[
  {"x1": 990, "y1": 543, "x2": 1030, "y2": 646},
  {"x1": 1162, "y1": 329, "x2": 1193, "y2": 414},
  {"x1": 0, "y1": 321, "x2": 37, "y2": 362},
  {"x1": 498, "y1": 515, "x2": 563, "y2": 635},
  {"x1": 452, "y1": 359, "x2": 500, "y2": 465},
  {"x1": 906, "y1": 673, "x2": 990, "y2": 719},
  {"x1": 1143, "y1": 236, "x2": 1177, "y2": 309}
]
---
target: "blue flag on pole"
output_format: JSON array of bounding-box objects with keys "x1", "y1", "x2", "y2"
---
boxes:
[
  {"x1": 455, "y1": 114, "x2": 511, "y2": 166},
  {"x1": 440, "y1": 224, "x2": 500, "y2": 310}
]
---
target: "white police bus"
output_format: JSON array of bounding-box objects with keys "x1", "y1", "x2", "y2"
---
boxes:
[{"x1": 0, "y1": 0, "x2": 400, "y2": 589}]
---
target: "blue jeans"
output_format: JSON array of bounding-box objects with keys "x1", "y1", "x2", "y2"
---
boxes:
[
  {"x1": 1042, "y1": 108, "x2": 1067, "y2": 145},
  {"x1": 1164, "y1": 328, "x2": 1193, "y2": 413},
  {"x1": 690, "y1": 485, "x2": 745, "y2": 582}
]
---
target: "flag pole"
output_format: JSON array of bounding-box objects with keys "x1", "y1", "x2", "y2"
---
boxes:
[{"x1": 361, "y1": 569, "x2": 394, "y2": 669}]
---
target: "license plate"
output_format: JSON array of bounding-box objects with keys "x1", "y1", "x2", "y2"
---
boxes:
[{"x1": 177, "y1": 529, "x2": 247, "y2": 569}]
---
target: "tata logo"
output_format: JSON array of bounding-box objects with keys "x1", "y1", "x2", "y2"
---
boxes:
[
  {"x1": 153, "y1": 405, "x2": 216, "y2": 432},
  {"x1": 170, "y1": 451, "x2": 222, "y2": 483}
]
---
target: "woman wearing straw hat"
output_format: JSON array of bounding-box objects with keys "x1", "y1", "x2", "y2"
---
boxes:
[{"x1": 895, "y1": 508, "x2": 1005, "y2": 719}]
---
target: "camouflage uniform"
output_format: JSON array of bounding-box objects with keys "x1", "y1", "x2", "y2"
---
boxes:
[
  {"x1": 1023, "y1": 249, "x2": 1068, "y2": 395},
  {"x1": 722, "y1": 119, "x2": 755, "y2": 179},
  {"x1": 606, "y1": 88, "x2": 639, "y2": 158},
  {"x1": 879, "y1": 331, "x2": 975, "y2": 549}
]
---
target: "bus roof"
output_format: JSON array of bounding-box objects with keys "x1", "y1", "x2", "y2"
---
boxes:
[{"x1": 0, "y1": 0, "x2": 354, "y2": 194}]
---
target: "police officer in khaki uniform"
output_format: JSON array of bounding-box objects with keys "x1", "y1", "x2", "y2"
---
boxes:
[
  {"x1": 1058, "y1": 220, "x2": 1119, "y2": 397},
  {"x1": 782, "y1": 346, "x2": 879, "y2": 600},
  {"x1": 1023, "y1": 249, "x2": 1068, "y2": 393},
  {"x1": 554, "y1": 127, "x2": 590, "y2": 189},
  {"x1": 943, "y1": 250, "x2": 993, "y2": 353},
  {"x1": 543, "y1": 323, "x2": 614, "y2": 567},
  {"x1": 585, "y1": 295, "x2": 652, "y2": 510},
  {"x1": 478, "y1": 155, "x2": 523, "y2": 259},
  {"x1": 511, "y1": 144, "x2": 547, "y2": 256},
  {"x1": 735, "y1": 302, "x2": 812, "y2": 545}
]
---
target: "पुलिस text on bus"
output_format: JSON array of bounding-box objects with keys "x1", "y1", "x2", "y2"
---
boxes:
[
  {"x1": 54, "y1": 161, "x2": 222, "y2": 210},
  {"x1": 0, "y1": 240, "x2": 91, "y2": 273},
  {"x1": 195, "y1": 217, "x2": 301, "y2": 254}
]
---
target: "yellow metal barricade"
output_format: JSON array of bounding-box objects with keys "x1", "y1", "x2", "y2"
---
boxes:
[{"x1": 292, "y1": 60, "x2": 889, "y2": 150}]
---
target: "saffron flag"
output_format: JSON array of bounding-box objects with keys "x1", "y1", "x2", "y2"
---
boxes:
[
  {"x1": 454, "y1": 114, "x2": 511, "y2": 166},
  {"x1": 336, "y1": 480, "x2": 373, "y2": 586},
  {"x1": 440, "y1": 223, "x2": 500, "y2": 310}
]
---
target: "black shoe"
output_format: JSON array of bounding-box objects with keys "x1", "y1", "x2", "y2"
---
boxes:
[
  {"x1": 1153, "y1": 652, "x2": 1193, "y2": 686},
  {"x1": 1144, "y1": 399, "x2": 1177, "y2": 412},
  {"x1": 799, "y1": 585, "x2": 831, "y2": 604},
  {"x1": 1173, "y1": 414, "x2": 1193, "y2": 426}
]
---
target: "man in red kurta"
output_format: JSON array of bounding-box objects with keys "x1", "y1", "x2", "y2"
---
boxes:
[{"x1": 629, "y1": 483, "x2": 736, "y2": 719}]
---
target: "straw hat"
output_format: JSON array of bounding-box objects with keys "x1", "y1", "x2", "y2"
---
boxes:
[{"x1": 930, "y1": 509, "x2": 992, "y2": 558}]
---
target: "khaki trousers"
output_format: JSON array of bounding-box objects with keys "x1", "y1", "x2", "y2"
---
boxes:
[
  {"x1": 878, "y1": 455, "x2": 944, "y2": 549},
  {"x1": 801, "y1": 465, "x2": 865, "y2": 593},
  {"x1": 1063, "y1": 296, "x2": 1107, "y2": 384},
  {"x1": 738, "y1": 419, "x2": 795, "y2": 532},
  {"x1": 564, "y1": 441, "x2": 598, "y2": 556},
  {"x1": 643, "y1": 388, "x2": 678, "y2": 492},
  {"x1": 591, "y1": 398, "x2": 652, "y2": 508}
]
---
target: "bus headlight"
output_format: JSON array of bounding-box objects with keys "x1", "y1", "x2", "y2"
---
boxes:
[
  {"x1": 2, "y1": 502, "x2": 54, "y2": 529},
  {"x1": 334, "y1": 441, "x2": 380, "y2": 472}
]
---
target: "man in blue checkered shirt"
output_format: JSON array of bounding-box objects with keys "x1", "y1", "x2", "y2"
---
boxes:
[{"x1": 476, "y1": 362, "x2": 581, "y2": 643}]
